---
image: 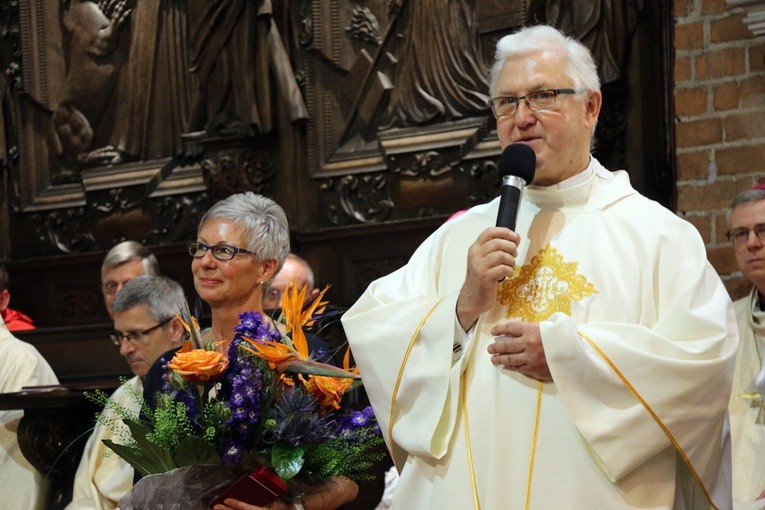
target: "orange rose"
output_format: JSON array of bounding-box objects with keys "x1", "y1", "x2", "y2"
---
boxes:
[{"x1": 167, "y1": 342, "x2": 228, "y2": 383}]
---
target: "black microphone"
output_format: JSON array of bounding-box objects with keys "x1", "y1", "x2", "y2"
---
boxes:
[{"x1": 496, "y1": 143, "x2": 536, "y2": 231}]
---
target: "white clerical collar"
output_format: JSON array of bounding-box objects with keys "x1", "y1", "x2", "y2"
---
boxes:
[
  {"x1": 750, "y1": 289, "x2": 765, "y2": 332},
  {"x1": 747, "y1": 287, "x2": 765, "y2": 363},
  {"x1": 528, "y1": 157, "x2": 595, "y2": 191}
]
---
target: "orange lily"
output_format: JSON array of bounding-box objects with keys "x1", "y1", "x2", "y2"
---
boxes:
[
  {"x1": 240, "y1": 336, "x2": 301, "y2": 369},
  {"x1": 240, "y1": 279, "x2": 313, "y2": 366},
  {"x1": 301, "y1": 346, "x2": 359, "y2": 412},
  {"x1": 176, "y1": 302, "x2": 205, "y2": 349},
  {"x1": 303, "y1": 375, "x2": 352, "y2": 412},
  {"x1": 342, "y1": 345, "x2": 359, "y2": 375},
  {"x1": 245, "y1": 279, "x2": 329, "y2": 366},
  {"x1": 243, "y1": 281, "x2": 362, "y2": 400},
  {"x1": 282, "y1": 279, "x2": 330, "y2": 334}
]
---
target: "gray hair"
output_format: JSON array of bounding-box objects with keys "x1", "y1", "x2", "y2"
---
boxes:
[
  {"x1": 101, "y1": 241, "x2": 160, "y2": 280},
  {"x1": 727, "y1": 188, "x2": 765, "y2": 226},
  {"x1": 198, "y1": 192, "x2": 290, "y2": 283},
  {"x1": 112, "y1": 275, "x2": 186, "y2": 322},
  {"x1": 489, "y1": 25, "x2": 601, "y2": 98}
]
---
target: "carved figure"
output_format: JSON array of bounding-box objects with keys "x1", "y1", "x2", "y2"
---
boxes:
[
  {"x1": 187, "y1": 0, "x2": 308, "y2": 136},
  {"x1": 100, "y1": 0, "x2": 195, "y2": 163},
  {"x1": 53, "y1": 0, "x2": 194, "y2": 166},
  {"x1": 529, "y1": 0, "x2": 646, "y2": 83},
  {"x1": 51, "y1": 0, "x2": 131, "y2": 166},
  {"x1": 380, "y1": 0, "x2": 490, "y2": 129}
]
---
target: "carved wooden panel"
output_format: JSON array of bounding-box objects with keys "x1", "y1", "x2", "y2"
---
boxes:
[
  {"x1": 295, "y1": 0, "x2": 671, "y2": 228},
  {"x1": 0, "y1": 0, "x2": 673, "y2": 323},
  {"x1": 0, "y1": 0, "x2": 285, "y2": 258}
]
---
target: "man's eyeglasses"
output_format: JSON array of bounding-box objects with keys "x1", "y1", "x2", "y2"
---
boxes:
[
  {"x1": 727, "y1": 224, "x2": 765, "y2": 245},
  {"x1": 489, "y1": 88, "x2": 578, "y2": 118},
  {"x1": 263, "y1": 287, "x2": 284, "y2": 308},
  {"x1": 111, "y1": 317, "x2": 172, "y2": 346},
  {"x1": 187, "y1": 241, "x2": 255, "y2": 261},
  {"x1": 102, "y1": 281, "x2": 120, "y2": 295}
]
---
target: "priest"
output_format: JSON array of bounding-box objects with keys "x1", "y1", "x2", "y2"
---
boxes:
[{"x1": 343, "y1": 25, "x2": 736, "y2": 510}]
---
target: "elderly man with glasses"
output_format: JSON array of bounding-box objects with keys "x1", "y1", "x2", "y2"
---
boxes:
[
  {"x1": 726, "y1": 186, "x2": 765, "y2": 505},
  {"x1": 67, "y1": 275, "x2": 187, "y2": 510},
  {"x1": 343, "y1": 24, "x2": 736, "y2": 510},
  {"x1": 262, "y1": 253, "x2": 320, "y2": 312},
  {"x1": 100, "y1": 241, "x2": 160, "y2": 319}
]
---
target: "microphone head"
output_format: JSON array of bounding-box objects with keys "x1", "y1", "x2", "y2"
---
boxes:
[{"x1": 498, "y1": 143, "x2": 536, "y2": 185}]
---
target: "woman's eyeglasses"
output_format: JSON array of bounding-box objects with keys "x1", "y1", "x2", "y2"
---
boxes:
[{"x1": 187, "y1": 241, "x2": 255, "y2": 261}]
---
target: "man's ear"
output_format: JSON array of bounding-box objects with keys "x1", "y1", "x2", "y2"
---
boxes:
[
  {"x1": 170, "y1": 317, "x2": 187, "y2": 346},
  {"x1": 0, "y1": 289, "x2": 10, "y2": 312},
  {"x1": 585, "y1": 89, "x2": 602, "y2": 127}
]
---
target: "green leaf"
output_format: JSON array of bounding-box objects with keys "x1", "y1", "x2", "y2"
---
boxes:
[
  {"x1": 102, "y1": 439, "x2": 175, "y2": 477},
  {"x1": 173, "y1": 435, "x2": 221, "y2": 467},
  {"x1": 271, "y1": 443, "x2": 304, "y2": 481},
  {"x1": 279, "y1": 359, "x2": 361, "y2": 379},
  {"x1": 103, "y1": 419, "x2": 177, "y2": 476}
]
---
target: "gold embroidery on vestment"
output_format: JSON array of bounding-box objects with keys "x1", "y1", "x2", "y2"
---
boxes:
[{"x1": 497, "y1": 245, "x2": 597, "y2": 321}]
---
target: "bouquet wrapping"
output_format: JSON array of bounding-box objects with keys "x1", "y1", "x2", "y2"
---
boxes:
[{"x1": 118, "y1": 465, "x2": 246, "y2": 509}]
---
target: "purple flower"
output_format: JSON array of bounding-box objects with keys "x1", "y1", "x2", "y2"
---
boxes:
[
  {"x1": 336, "y1": 406, "x2": 376, "y2": 435},
  {"x1": 218, "y1": 323, "x2": 270, "y2": 462},
  {"x1": 222, "y1": 441, "x2": 244, "y2": 465},
  {"x1": 231, "y1": 391, "x2": 245, "y2": 406},
  {"x1": 234, "y1": 311, "x2": 282, "y2": 343},
  {"x1": 349, "y1": 407, "x2": 375, "y2": 427}
]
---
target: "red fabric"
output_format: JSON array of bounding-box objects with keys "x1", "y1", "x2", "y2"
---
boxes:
[
  {"x1": 1, "y1": 307, "x2": 36, "y2": 331},
  {"x1": 753, "y1": 183, "x2": 765, "y2": 190}
]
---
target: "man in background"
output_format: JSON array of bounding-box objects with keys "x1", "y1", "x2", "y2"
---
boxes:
[
  {"x1": 262, "y1": 252, "x2": 319, "y2": 310},
  {"x1": 67, "y1": 275, "x2": 187, "y2": 509},
  {"x1": 0, "y1": 314, "x2": 58, "y2": 508},
  {"x1": 0, "y1": 263, "x2": 35, "y2": 331},
  {"x1": 101, "y1": 241, "x2": 159, "y2": 319},
  {"x1": 726, "y1": 186, "x2": 765, "y2": 504}
]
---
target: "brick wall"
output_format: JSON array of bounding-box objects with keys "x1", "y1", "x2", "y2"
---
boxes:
[{"x1": 674, "y1": 0, "x2": 765, "y2": 299}]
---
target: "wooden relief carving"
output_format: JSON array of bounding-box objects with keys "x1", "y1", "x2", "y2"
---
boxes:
[
  {"x1": 187, "y1": 0, "x2": 307, "y2": 136},
  {"x1": 199, "y1": 139, "x2": 279, "y2": 202},
  {"x1": 320, "y1": 173, "x2": 394, "y2": 224},
  {"x1": 302, "y1": 0, "x2": 492, "y2": 175},
  {"x1": 300, "y1": 0, "x2": 652, "y2": 225},
  {"x1": 0, "y1": 0, "x2": 664, "y2": 254},
  {"x1": 1, "y1": 0, "x2": 298, "y2": 256},
  {"x1": 301, "y1": 0, "x2": 502, "y2": 225}
]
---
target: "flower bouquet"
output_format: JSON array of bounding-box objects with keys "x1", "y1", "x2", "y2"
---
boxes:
[{"x1": 90, "y1": 282, "x2": 383, "y2": 509}]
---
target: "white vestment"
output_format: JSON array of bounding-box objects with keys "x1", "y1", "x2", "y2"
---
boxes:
[
  {"x1": 730, "y1": 289, "x2": 765, "y2": 508},
  {"x1": 0, "y1": 318, "x2": 59, "y2": 509},
  {"x1": 343, "y1": 161, "x2": 736, "y2": 510},
  {"x1": 66, "y1": 376, "x2": 142, "y2": 510}
]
